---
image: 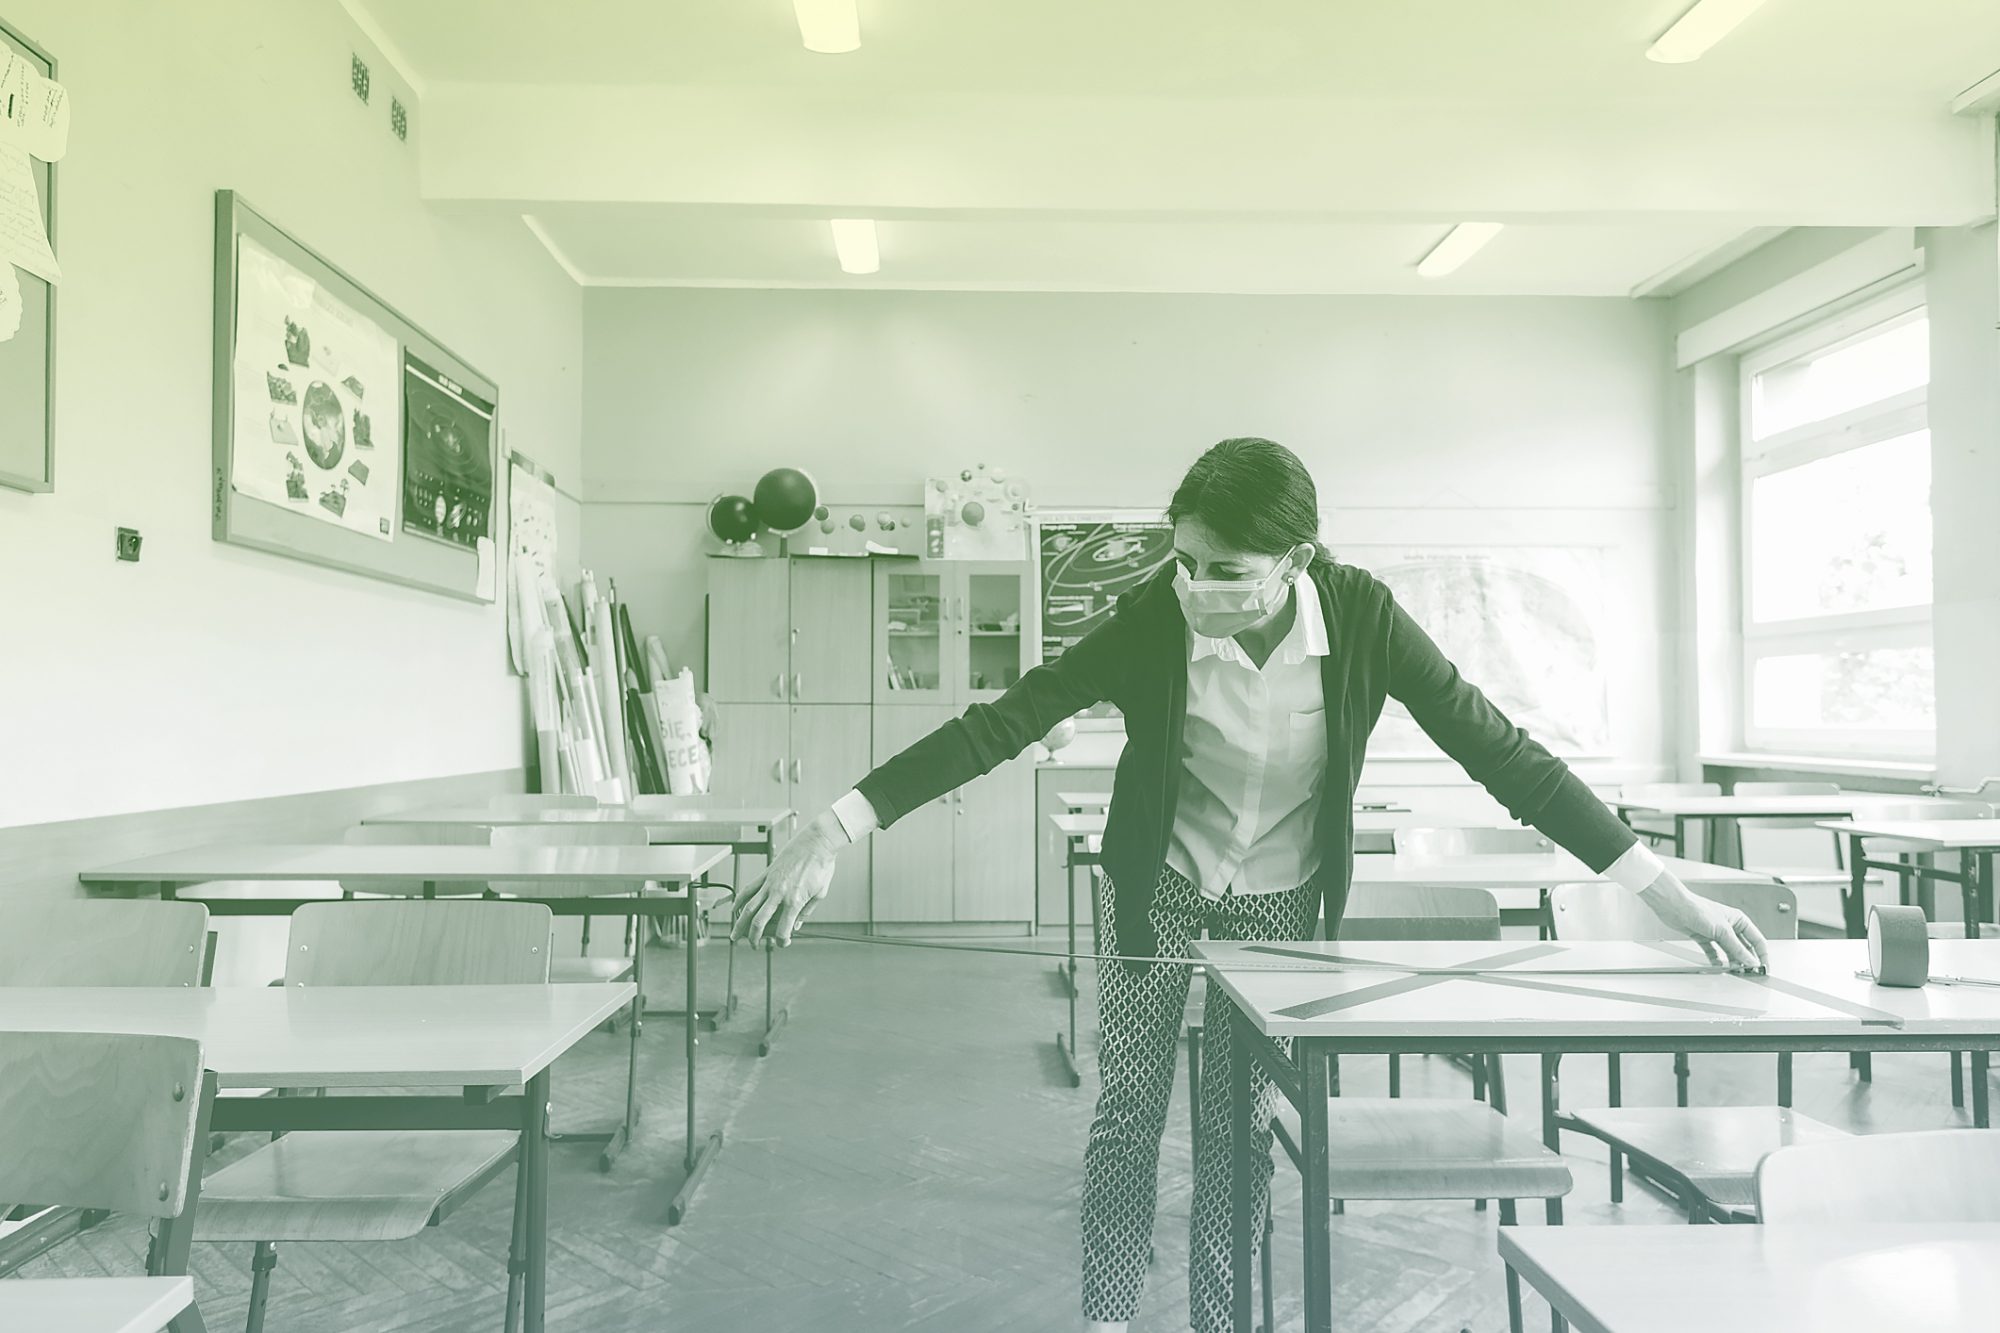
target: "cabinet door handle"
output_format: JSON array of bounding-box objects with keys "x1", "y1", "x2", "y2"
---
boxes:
[
  {"x1": 792, "y1": 672, "x2": 803, "y2": 698},
  {"x1": 791, "y1": 758, "x2": 803, "y2": 783},
  {"x1": 772, "y1": 674, "x2": 786, "y2": 699},
  {"x1": 772, "y1": 760, "x2": 786, "y2": 784}
]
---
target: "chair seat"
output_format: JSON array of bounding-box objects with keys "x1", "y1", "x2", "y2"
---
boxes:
[
  {"x1": 1322, "y1": 1099, "x2": 1573, "y2": 1201},
  {"x1": 1566, "y1": 1106, "x2": 1848, "y2": 1210},
  {"x1": 195, "y1": 1130, "x2": 518, "y2": 1243},
  {"x1": 552, "y1": 955, "x2": 634, "y2": 983}
]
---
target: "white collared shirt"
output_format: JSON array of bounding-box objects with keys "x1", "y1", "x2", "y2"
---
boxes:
[{"x1": 1166, "y1": 578, "x2": 1330, "y2": 900}]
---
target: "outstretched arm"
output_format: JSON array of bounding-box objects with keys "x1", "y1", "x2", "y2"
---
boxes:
[{"x1": 1382, "y1": 594, "x2": 1767, "y2": 970}]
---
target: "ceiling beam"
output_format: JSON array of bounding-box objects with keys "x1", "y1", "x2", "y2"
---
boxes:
[{"x1": 419, "y1": 86, "x2": 1993, "y2": 226}]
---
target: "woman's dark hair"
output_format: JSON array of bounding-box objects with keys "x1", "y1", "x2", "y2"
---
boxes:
[{"x1": 1166, "y1": 437, "x2": 1333, "y2": 567}]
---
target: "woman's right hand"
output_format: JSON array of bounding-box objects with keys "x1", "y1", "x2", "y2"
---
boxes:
[{"x1": 732, "y1": 812, "x2": 846, "y2": 947}]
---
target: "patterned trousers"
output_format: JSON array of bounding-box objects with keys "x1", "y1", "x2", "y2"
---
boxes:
[{"x1": 1080, "y1": 864, "x2": 1315, "y2": 1330}]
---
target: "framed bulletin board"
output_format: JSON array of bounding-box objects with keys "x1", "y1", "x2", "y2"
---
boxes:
[
  {"x1": 211, "y1": 190, "x2": 499, "y2": 602},
  {"x1": 0, "y1": 17, "x2": 57, "y2": 494},
  {"x1": 1033, "y1": 512, "x2": 1174, "y2": 723}
]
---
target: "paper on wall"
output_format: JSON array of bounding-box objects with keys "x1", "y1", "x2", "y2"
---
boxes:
[
  {"x1": 474, "y1": 535, "x2": 497, "y2": 601},
  {"x1": 0, "y1": 145, "x2": 57, "y2": 282},
  {"x1": 229, "y1": 234, "x2": 401, "y2": 540},
  {"x1": 506, "y1": 460, "x2": 560, "y2": 673},
  {"x1": 0, "y1": 53, "x2": 69, "y2": 161},
  {"x1": 0, "y1": 262, "x2": 19, "y2": 343}
]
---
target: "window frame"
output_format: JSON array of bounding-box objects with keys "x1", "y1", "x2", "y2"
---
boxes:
[{"x1": 1735, "y1": 286, "x2": 1934, "y2": 761}]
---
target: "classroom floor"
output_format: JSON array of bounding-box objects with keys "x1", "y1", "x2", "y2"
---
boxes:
[{"x1": 20, "y1": 935, "x2": 1989, "y2": 1332}]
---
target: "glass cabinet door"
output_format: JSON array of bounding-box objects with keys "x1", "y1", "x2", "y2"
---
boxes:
[
  {"x1": 875, "y1": 564, "x2": 950, "y2": 703},
  {"x1": 961, "y1": 565, "x2": 1027, "y2": 704}
]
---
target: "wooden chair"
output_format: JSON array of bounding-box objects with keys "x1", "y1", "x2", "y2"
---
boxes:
[
  {"x1": 192, "y1": 900, "x2": 552, "y2": 1333},
  {"x1": 486, "y1": 792, "x2": 599, "y2": 813},
  {"x1": 1267, "y1": 885, "x2": 1570, "y2": 1333},
  {"x1": 1618, "y1": 782, "x2": 1720, "y2": 850},
  {"x1": 1548, "y1": 880, "x2": 1847, "y2": 1222},
  {"x1": 486, "y1": 822, "x2": 649, "y2": 986},
  {"x1": 1756, "y1": 1129, "x2": 2000, "y2": 1224},
  {"x1": 0, "y1": 1030, "x2": 214, "y2": 1333},
  {"x1": 0, "y1": 901, "x2": 209, "y2": 986}
]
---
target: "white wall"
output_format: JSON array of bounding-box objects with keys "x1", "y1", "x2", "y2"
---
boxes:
[
  {"x1": 0, "y1": 0, "x2": 582, "y2": 827},
  {"x1": 582, "y1": 288, "x2": 1680, "y2": 791}
]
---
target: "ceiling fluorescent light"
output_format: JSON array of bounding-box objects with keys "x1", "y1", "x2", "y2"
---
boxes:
[
  {"x1": 1416, "y1": 223, "x2": 1503, "y2": 279},
  {"x1": 830, "y1": 219, "x2": 879, "y2": 274},
  {"x1": 1647, "y1": 0, "x2": 1767, "y2": 64},
  {"x1": 794, "y1": 0, "x2": 860, "y2": 54}
]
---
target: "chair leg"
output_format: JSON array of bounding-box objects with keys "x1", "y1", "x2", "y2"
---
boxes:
[
  {"x1": 1498, "y1": 1200, "x2": 1523, "y2": 1333},
  {"x1": 505, "y1": 1155, "x2": 530, "y2": 1333},
  {"x1": 245, "y1": 1242, "x2": 277, "y2": 1333}
]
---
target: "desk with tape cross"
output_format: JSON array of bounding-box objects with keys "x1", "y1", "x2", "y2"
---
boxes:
[
  {"x1": 366, "y1": 801, "x2": 798, "y2": 1055},
  {"x1": 1196, "y1": 937, "x2": 2000, "y2": 1333},
  {"x1": 78, "y1": 841, "x2": 730, "y2": 1225}
]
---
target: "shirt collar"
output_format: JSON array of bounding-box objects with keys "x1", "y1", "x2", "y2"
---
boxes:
[{"x1": 1189, "y1": 574, "x2": 1329, "y2": 667}]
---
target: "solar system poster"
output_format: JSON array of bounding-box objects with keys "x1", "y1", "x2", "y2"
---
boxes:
[
  {"x1": 1038, "y1": 519, "x2": 1174, "y2": 715},
  {"x1": 401, "y1": 351, "x2": 494, "y2": 550},
  {"x1": 228, "y1": 235, "x2": 400, "y2": 540}
]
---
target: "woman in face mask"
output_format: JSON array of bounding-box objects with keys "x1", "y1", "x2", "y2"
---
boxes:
[{"x1": 734, "y1": 436, "x2": 1768, "y2": 1333}]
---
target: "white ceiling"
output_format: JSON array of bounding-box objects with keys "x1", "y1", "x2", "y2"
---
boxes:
[{"x1": 358, "y1": 1, "x2": 2000, "y2": 294}]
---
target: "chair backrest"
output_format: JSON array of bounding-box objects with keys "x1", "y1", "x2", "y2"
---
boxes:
[
  {"x1": 1757, "y1": 1130, "x2": 2000, "y2": 1224},
  {"x1": 487, "y1": 822, "x2": 649, "y2": 897},
  {"x1": 0, "y1": 1031, "x2": 207, "y2": 1219},
  {"x1": 487, "y1": 793, "x2": 599, "y2": 813},
  {"x1": 1340, "y1": 885, "x2": 1501, "y2": 941},
  {"x1": 1550, "y1": 881, "x2": 1799, "y2": 942},
  {"x1": 1393, "y1": 827, "x2": 1553, "y2": 860},
  {"x1": 1619, "y1": 782, "x2": 1722, "y2": 801},
  {"x1": 285, "y1": 899, "x2": 553, "y2": 986},
  {"x1": 0, "y1": 901, "x2": 209, "y2": 986},
  {"x1": 340, "y1": 821, "x2": 491, "y2": 897}
]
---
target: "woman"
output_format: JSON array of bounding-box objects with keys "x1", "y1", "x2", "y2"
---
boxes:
[{"x1": 734, "y1": 437, "x2": 1767, "y2": 1332}]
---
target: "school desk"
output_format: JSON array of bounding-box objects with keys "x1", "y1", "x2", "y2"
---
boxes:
[
  {"x1": 0, "y1": 983, "x2": 633, "y2": 1333},
  {"x1": 0, "y1": 1276, "x2": 194, "y2": 1333},
  {"x1": 1500, "y1": 1223, "x2": 2000, "y2": 1333},
  {"x1": 366, "y1": 802, "x2": 797, "y2": 1052},
  {"x1": 1194, "y1": 937, "x2": 2000, "y2": 1333},
  {"x1": 1610, "y1": 792, "x2": 1881, "y2": 863},
  {"x1": 1819, "y1": 818, "x2": 2000, "y2": 939},
  {"x1": 78, "y1": 843, "x2": 727, "y2": 1222},
  {"x1": 1049, "y1": 812, "x2": 1104, "y2": 1087}
]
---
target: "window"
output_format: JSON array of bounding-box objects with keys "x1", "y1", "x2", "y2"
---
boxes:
[{"x1": 1738, "y1": 292, "x2": 1934, "y2": 758}]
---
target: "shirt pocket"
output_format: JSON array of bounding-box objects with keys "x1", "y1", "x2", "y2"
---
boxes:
[{"x1": 1287, "y1": 707, "x2": 1328, "y2": 767}]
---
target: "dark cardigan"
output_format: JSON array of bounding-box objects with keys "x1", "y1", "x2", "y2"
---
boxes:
[{"x1": 856, "y1": 560, "x2": 1639, "y2": 957}]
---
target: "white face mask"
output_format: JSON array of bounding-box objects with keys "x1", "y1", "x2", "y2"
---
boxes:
[{"x1": 1174, "y1": 562, "x2": 1291, "y2": 639}]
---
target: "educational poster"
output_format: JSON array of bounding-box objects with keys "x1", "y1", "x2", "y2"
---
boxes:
[
  {"x1": 506, "y1": 457, "x2": 559, "y2": 674},
  {"x1": 229, "y1": 234, "x2": 400, "y2": 540},
  {"x1": 925, "y1": 464, "x2": 1032, "y2": 560},
  {"x1": 402, "y1": 351, "x2": 494, "y2": 549},
  {"x1": 1038, "y1": 518, "x2": 1175, "y2": 720},
  {"x1": 1340, "y1": 545, "x2": 1611, "y2": 757}
]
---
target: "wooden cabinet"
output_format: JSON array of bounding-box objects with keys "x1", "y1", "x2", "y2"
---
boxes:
[
  {"x1": 707, "y1": 702, "x2": 873, "y2": 924},
  {"x1": 708, "y1": 556, "x2": 872, "y2": 704},
  {"x1": 707, "y1": 553, "x2": 1037, "y2": 931},
  {"x1": 872, "y1": 705, "x2": 1035, "y2": 928}
]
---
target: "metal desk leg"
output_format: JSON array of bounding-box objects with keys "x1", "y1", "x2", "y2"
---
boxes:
[
  {"x1": 1845, "y1": 834, "x2": 1872, "y2": 1079},
  {"x1": 520, "y1": 1070, "x2": 550, "y2": 1333},
  {"x1": 1299, "y1": 1038, "x2": 1333, "y2": 1333},
  {"x1": 1539, "y1": 1055, "x2": 1564, "y2": 1225},
  {"x1": 1055, "y1": 855, "x2": 1083, "y2": 1087},
  {"x1": 1974, "y1": 1052, "x2": 1991, "y2": 1130},
  {"x1": 1228, "y1": 1006, "x2": 1256, "y2": 1333},
  {"x1": 669, "y1": 913, "x2": 724, "y2": 1226},
  {"x1": 1673, "y1": 816, "x2": 1686, "y2": 860},
  {"x1": 551, "y1": 907, "x2": 644, "y2": 1169},
  {"x1": 761, "y1": 944, "x2": 788, "y2": 1057}
]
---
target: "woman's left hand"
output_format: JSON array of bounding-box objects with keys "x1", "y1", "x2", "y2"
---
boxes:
[{"x1": 1637, "y1": 870, "x2": 1770, "y2": 972}]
